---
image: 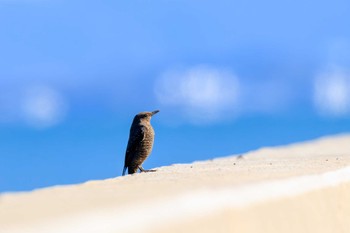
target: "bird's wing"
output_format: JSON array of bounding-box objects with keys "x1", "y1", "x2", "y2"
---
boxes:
[{"x1": 124, "y1": 126, "x2": 145, "y2": 168}]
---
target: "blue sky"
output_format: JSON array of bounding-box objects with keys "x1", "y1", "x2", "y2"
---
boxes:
[{"x1": 1, "y1": 0, "x2": 350, "y2": 192}]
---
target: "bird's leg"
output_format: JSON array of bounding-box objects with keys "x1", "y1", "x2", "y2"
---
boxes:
[{"x1": 138, "y1": 166, "x2": 156, "y2": 173}]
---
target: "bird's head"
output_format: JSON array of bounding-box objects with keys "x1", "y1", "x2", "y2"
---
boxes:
[{"x1": 134, "y1": 110, "x2": 159, "y2": 122}]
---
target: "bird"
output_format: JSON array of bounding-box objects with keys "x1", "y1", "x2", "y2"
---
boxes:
[{"x1": 122, "y1": 110, "x2": 159, "y2": 175}]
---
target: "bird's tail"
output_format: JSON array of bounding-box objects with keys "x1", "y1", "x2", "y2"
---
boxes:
[{"x1": 122, "y1": 166, "x2": 127, "y2": 176}]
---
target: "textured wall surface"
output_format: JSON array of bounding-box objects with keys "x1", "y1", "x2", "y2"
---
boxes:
[{"x1": 1, "y1": 134, "x2": 350, "y2": 233}]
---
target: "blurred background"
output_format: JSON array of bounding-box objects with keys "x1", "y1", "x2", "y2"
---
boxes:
[{"x1": 1, "y1": 0, "x2": 350, "y2": 192}]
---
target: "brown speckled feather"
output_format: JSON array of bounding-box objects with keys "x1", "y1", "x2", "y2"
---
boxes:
[
  {"x1": 124, "y1": 125, "x2": 145, "y2": 170},
  {"x1": 122, "y1": 110, "x2": 159, "y2": 175}
]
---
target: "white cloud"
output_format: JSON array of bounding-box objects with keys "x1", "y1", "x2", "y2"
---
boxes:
[
  {"x1": 313, "y1": 68, "x2": 350, "y2": 116},
  {"x1": 240, "y1": 79, "x2": 293, "y2": 114},
  {"x1": 154, "y1": 65, "x2": 240, "y2": 123},
  {"x1": 20, "y1": 86, "x2": 68, "y2": 128}
]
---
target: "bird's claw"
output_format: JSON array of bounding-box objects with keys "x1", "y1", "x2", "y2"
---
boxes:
[
  {"x1": 138, "y1": 166, "x2": 157, "y2": 173},
  {"x1": 143, "y1": 169, "x2": 156, "y2": 173}
]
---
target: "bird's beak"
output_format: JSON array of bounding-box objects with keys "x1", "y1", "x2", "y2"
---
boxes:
[{"x1": 151, "y1": 110, "x2": 160, "y2": 116}]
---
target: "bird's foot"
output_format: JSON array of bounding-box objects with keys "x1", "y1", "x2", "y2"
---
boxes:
[
  {"x1": 143, "y1": 169, "x2": 157, "y2": 173},
  {"x1": 138, "y1": 166, "x2": 157, "y2": 173}
]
